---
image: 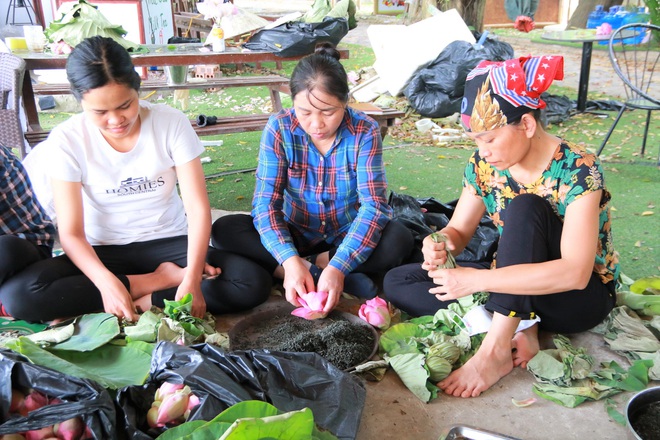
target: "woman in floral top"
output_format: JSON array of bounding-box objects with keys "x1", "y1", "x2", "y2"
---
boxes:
[{"x1": 384, "y1": 55, "x2": 619, "y2": 398}]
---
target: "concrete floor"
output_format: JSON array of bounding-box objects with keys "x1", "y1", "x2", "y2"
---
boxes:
[
  {"x1": 207, "y1": 5, "x2": 654, "y2": 438},
  {"x1": 210, "y1": 207, "x2": 638, "y2": 440}
]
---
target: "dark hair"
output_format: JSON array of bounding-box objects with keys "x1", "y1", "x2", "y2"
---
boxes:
[
  {"x1": 509, "y1": 108, "x2": 545, "y2": 129},
  {"x1": 66, "y1": 36, "x2": 141, "y2": 101},
  {"x1": 289, "y1": 42, "x2": 349, "y2": 105}
]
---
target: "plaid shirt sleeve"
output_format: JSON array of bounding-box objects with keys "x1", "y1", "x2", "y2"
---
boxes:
[
  {"x1": 0, "y1": 146, "x2": 56, "y2": 250},
  {"x1": 252, "y1": 112, "x2": 299, "y2": 265}
]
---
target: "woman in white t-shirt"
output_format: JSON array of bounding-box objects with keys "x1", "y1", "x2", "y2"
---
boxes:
[{"x1": 3, "y1": 36, "x2": 270, "y2": 322}]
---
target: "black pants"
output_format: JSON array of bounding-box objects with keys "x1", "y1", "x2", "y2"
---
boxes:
[
  {"x1": 384, "y1": 194, "x2": 615, "y2": 333},
  {"x1": 0, "y1": 235, "x2": 271, "y2": 322},
  {"x1": 0, "y1": 235, "x2": 51, "y2": 285},
  {"x1": 211, "y1": 213, "x2": 414, "y2": 283}
]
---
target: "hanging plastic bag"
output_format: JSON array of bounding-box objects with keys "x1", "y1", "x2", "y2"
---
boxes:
[
  {"x1": 116, "y1": 341, "x2": 366, "y2": 440},
  {"x1": 0, "y1": 349, "x2": 117, "y2": 439},
  {"x1": 243, "y1": 17, "x2": 349, "y2": 58}
]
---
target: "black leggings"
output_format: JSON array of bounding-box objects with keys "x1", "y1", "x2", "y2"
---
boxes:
[
  {"x1": 0, "y1": 235, "x2": 271, "y2": 322},
  {"x1": 0, "y1": 235, "x2": 51, "y2": 285},
  {"x1": 211, "y1": 213, "x2": 414, "y2": 281},
  {"x1": 384, "y1": 194, "x2": 616, "y2": 333}
]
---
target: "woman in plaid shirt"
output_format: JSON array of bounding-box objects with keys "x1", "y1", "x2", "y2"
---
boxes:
[
  {"x1": 0, "y1": 145, "x2": 56, "y2": 316},
  {"x1": 213, "y1": 43, "x2": 413, "y2": 314}
]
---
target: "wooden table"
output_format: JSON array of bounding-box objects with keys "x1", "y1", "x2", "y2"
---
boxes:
[{"x1": 19, "y1": 45, "x2": 350, "y2": 135}]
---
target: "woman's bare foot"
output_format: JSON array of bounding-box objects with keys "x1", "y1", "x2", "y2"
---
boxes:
[
  {"x1": 512, "y1": 324, "x2": 540, "y2": 368},
  {"x1": 438, "y1": 313, "x2": 519, "y2": 398},
  {"x1": 128, "y1": 262, "x2": 185, "y2": 300}
]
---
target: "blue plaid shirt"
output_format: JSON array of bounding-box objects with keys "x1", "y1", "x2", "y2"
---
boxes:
[
  {"x1": 1, "y1": 146, "x2": 56, "y2": 250},
  {"x1": 253, "y1": 107, "x2": 392, "y2": 274}
]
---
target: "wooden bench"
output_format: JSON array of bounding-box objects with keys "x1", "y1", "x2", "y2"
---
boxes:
[
  {"x1": 25, "y1": 107, "x2": 404, "y2": 146},
  {"x1": 25, "y1": 75, "x2": 291, "y2": 146},
  {"x1": 25, "y1": 76, "x2": 404, "y2": 144},
  {"x1": 190, "y1": 107, "x2": 405, "y2": 141}
]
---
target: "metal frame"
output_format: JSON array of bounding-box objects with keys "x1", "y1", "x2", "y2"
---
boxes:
[{"x1": 597, "y1": 23, "x2": 660, "y2": 165}]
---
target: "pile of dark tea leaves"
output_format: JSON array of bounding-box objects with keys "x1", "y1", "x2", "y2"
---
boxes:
[{"x1": 231, "y1": 313, "x2": 376, "y2": 370}]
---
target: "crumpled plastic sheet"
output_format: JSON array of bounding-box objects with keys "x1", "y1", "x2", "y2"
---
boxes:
[
  {"x1": 389, "y1": 192, "x2": 498, "y2": 267},
  {"x1": 0, "y1": 349, "x2": 117, "y2": 439},
  {"x1": 117, "y1": 341, "x2": 366, "y2": 440}
]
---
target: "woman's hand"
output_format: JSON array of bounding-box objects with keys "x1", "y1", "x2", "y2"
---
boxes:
[
  {"x1": 421, "y1": 233, "x2": 455, "y2": 271},
  {"x1": 427, "y1": 266, "x2": 481, "y2": 301},
  {"x1": 176, "y1": 278, "x2": 207, "y2": 319},
  {"x1": 282, "y1": 256, "x2": 316, "y2": 307},
  {"x1": 317, "y1": 266, "x2": 344, "y2": 313},
  {"x1": 99, "y1": 276, "x2": 140, "y2": 322}
]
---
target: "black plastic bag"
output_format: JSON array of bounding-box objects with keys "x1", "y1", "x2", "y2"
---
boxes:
[
  {"x1": 243, "y1": 17, "x2": 349, "y2": 58},
  {"x1": 0, "y1": 349, "x2": 117, "y2": 439},
  {"x1": 404, "y1": 37, "x2": 514, "y2": 118},
  {"x1": 389, "y1": 192, "x2": 498, "y2": 266},
  {"x1": 117, "y1": 341, "x2": 366, "y2": 440}
]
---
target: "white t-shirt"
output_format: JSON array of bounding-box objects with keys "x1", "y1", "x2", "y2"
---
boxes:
[{"x1": 44, "y1": 101, "x2": 204, "y2": 245}]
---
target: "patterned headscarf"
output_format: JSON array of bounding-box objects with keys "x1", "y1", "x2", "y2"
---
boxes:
[{"x1": 460, "y1": 55, "x2": 564, "y2": 132}]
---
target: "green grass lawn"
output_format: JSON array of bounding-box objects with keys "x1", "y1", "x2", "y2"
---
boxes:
[{"x1": 36, "y1": 42, "x2": 659, "y2": 281}]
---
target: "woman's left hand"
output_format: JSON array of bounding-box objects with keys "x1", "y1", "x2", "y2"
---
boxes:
[
  {"x1": 317, "y1": 266, "x2": 344, "y2": 313},
  {"x1": 427, "y1": 266, "x2": 481, "y2": 301}
]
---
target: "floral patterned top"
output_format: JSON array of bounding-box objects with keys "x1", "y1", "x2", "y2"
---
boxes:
[{"x1": 463, "y1": 140, "x2": 620, "y2": 285}]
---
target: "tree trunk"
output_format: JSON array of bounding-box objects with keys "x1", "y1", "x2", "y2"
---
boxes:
[
  {"x1": 459, "y1": 0, "x2": 488, "y2": 32},
  {"x1": 566, "y1": 0, "x2": 623, "y2": 29}
]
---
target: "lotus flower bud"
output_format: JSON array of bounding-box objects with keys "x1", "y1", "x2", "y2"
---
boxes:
[
  {"x1": 183, "y1": 393, "x2": 201, "y2": 419},
  {"x1": 425, "y1": 354, "x2": 452, "y2": 382},
  {"x1": 427, "y1": 341, "x2": 461, "y2": 365},
  {"x1": 53, "y1": 416, "x2": 84, "y2": 440},
  {"x1": 22, "y1": 391, "x2": 49, "y2": 416},
  {"x1": 154, "y1": 382, "x2": 184, "y2": 402},
  {"x1": 1, "y1": 434, "x2": 27, "y2": 440},
  {"x1": 24, "y1": 425, "x2": 55, "y2": 440},
  {"x1": 156, "y1": 391, "x2": 190, "y2": 426},
  {"x1": 146, "y1": 405, "x2": 161, "y2": 429},
  {"x1": 358, "y1": 297, "x2": 391, "y2": 330}
]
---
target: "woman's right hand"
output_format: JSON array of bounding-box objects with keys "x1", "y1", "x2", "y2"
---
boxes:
[
  {"x1": 421, "y1": 233, "x2": 454, "y2": 272},
  {"x1": 99, "y1": 276, "x2": 139, "y2": 322},
  {"x1": 281, "y1": 256, "x2": 316, "y2": 307}
]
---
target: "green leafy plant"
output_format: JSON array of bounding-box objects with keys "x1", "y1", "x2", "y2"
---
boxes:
[{"x1": 155, "y1": 400, "x2": 338, "y2": 440}]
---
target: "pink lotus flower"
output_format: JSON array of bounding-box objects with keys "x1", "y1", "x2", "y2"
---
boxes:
[
  {"x1": 596, "y1": 22, "x2": 613, "y2": 36},
  {"x1": 358, "y1": 297, "x2": 391, "y2": 329},
  {"x1": 154, "y1": 382, "x2": 184, "y2": 402},
  {"x1": 291, "y1": 291, "x2": 328, "y2": 320},
  {"x1": 156, "y1": 390, "x2": 190, "y2": 426}
]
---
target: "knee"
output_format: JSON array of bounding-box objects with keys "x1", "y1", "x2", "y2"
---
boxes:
[
  {"x1": 381, "y1": 221, "x2": 416, "y2": 267},
  {"x1": 504, "y1": 194, "x2": 550, "y2": 220},
  {"x1": 211, "y1": 213, "x2": 252, "y2": 250}
]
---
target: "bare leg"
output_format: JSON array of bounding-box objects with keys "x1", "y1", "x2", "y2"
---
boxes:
[
  {"x1": 438, "y1": 312, "x2": 519, "y2": 398},
  {"x1": 127, "y1": 262, "x2": 185, "y2": 300},
  {"x1": 512, "y1": 324, "x2": 540, "y2": 368}
]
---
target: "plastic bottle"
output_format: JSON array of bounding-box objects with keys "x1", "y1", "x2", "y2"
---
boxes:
[
  {"x1": 586, "y1": 5, "x2": 605, "y2": 29},
  {"x1": 599, "y1": 6, "x2": 621, "y2": 45},
  {"x1": 621, "y1": 6, "x2": 651, "y2": 44}
]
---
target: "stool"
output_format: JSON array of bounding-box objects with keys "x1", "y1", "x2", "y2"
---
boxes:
[{"x1": 6, "y1": 0, "x2": 36, "y2": 25}]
